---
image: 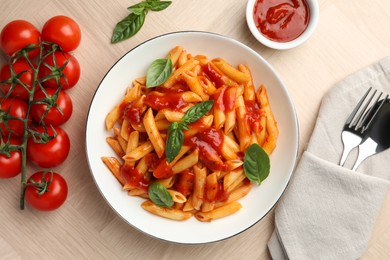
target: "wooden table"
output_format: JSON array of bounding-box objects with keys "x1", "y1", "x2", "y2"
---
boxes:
[{"x1": 1, "y1": 0, "x2": 389, "y2": 259}]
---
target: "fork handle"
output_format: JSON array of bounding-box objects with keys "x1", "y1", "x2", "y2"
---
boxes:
[
  {"x1": 351, "y1": 137, "x2": 378, "y2": 171},
  {"x1": 340, "y1": 131, "x2": 362, "y2": 166}
]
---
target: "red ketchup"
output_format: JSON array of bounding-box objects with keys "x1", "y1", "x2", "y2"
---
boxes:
[{"x1": 253, "y1": 0, "x2": 310, "y2": 42}]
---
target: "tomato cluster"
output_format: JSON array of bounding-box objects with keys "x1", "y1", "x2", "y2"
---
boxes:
[{"x1": 0, "y1": 16, "x2": 81, "y2": 211}]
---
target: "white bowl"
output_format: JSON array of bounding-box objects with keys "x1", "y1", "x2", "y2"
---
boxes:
[
  {"x1": 246, "y1": 0, "x2": 319, "y2": 50},
  {"x1": 85, "y1": 31, "x2": 299, "y2": 244}
]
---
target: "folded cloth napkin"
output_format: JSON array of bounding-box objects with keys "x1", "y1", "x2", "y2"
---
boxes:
[{"x1": 268, "y1": 57, "x2": 390, "y2": 260}]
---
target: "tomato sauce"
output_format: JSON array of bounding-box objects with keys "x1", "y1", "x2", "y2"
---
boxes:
[
  {"x1": 197, "y1": 127, "x2": 224, "y2": 153},
  {"x1": 123, "y1": 101, "x2": 143, "y2": 125},
  {"x1": 212, "y1": 85, "x2": 236, "y2": 113},
  {"x1": 144, "y1": 91, "x2": 187, "y2": 111},
  {"x1": 201, "y1": 63, "x2": 225, "y2": 88},
  {"x1": 175, "y1": 170, "x2": 194, "y2": 197},
  {"x1": 215, "y1": 181, "x2": 229, "y2": 202},
  {"x1": 120, "y1": 164, "x2": 149, "y2": 192},
  {"x1": 245, "y1": 100, "x2": 263, "y2": 131},
  {"x1": 213, "y1": 85, "x2": 228, "y2": 112},
  {"x1": 144, "y1": 153, "x2": 174, "y2": 179},
  {"x1": 185, "y1": 127, "x2": 226, "y2": 171},
  {"x1": 253, "y1": 0, "x2": 310, "y2": 42},
  {"x1": 153, "y1": 159, "x2": 174, "y2": 179},
  {"x1": 223, "y1": 87, "x2": 236, "y2": 112}
]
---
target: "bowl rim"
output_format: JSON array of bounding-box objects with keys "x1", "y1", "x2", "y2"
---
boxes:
[
  {"x1": 85, "y1": 30, "x2": 300, "y2": 244},
  {"x1": 246, "y1": 0, "x2": 320, "y2": 50}
]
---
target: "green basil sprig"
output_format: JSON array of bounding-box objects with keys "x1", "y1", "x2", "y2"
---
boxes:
[
  {"x1": 112, "y1": 0, "x2": 172, "y2": 43},
  {"x1": 166, "y1": 100, "x2": 214, "y2": 163},
  {"x1": 148, "y1": 182, "x2": 173, "y2": 208},
  {"x1": 243, "y1": 143, "x2": 270, "y2": 185},
  {"x1": 146, "y1": 58, "x2": 172, "y2": 88}
]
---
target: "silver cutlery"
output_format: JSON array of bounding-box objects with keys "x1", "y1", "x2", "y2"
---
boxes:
[
  {"x1": 352, "y1": 98, "x2": 390, "y2": 170},
  {"x1": 339, "y1": 87, "x2": 386, "y2": 167}
]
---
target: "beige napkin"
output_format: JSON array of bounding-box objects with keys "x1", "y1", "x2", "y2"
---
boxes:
[{"x1": 268, "y1": 57, "x2": 390, "y2": 260}]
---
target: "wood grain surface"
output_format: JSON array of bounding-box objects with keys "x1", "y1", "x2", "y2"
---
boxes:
[{"x1": 0, "y1": 0, "x2": 389, "y2": 259}]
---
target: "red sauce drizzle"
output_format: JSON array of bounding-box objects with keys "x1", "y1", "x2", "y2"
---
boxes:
[
  {"x1": 245, "y1": 100, "x2": 263, "y2": 131},
  {"x1": 215, "y1": 181, "x2": 229, "y2": 202},
  {"x1": 213, "y1": 85, "x2": 227, "y2": 112},
  {"x1": 197, "y1": 127, "x2": 224, "y2": 154},
  {"x1": 224, "y1": 87, "x2": 237, "y2": 112},
  {"x1": 144, "y1": 153, "x2": 174, "y2": 179},
  {"x1": 120, "y1": 164, "x2": 150, "y2": 192},
  {"x1": 144, "y1": 91, "x2": 187, "y2": 111},
  {"x1": 123, "y1": 101, "x2": 143, "y2": 125},
  {"x1": 253, "y1": 0, "x2": 310, "y2": 42},
  {"x1": 175, "y1": 170, "x2": 194, "y2": 197},
  {"x1": 153, "y1": 159, "x2": 174, "y2": 179},
  {"x1": 201, "y1": 63, "x2": 225, "y2": 88},
  {"x1": 212, "y1": 85, "x2": 236, "y2": 113},
  {"x1": 185, "y1": 127, "x2": 226, "y2": 171}
]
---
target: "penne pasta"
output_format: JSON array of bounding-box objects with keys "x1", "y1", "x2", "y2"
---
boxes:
[
  {"x1": 106, "y1": 137, "x2": 125, "y2": 158},
  {"x1": 143, "y1": 108, "x2": 165, "y2": 158},
  {"x1": 101, "y1": 157, "x2": 124, "y2": 185},
  {"x1": 192, "y1": 165, "x2": 206, "y2": 210},
  {"x1": 168, "y1": 190, "x2": 187, "y2": 204},
  {"x1": 212, "y1": 58, "x2": 251, "y2": 84},
  {"x1": 181, "y1": 71, "x2": 209, "y2": 101},
  {"x1": 195, "y1": 202, "x2": 242, "y2": 222},
  {"x1": 172, "y1": 149, "x2": 199, "y2": 174},
  {"x1": 256, "y1": 85, "x2": 279, "y2": 155},
  {"x1": 103, "y1": 46, "x2": 278, "y2": 222},
  {"x1": 163, "y1": 59, "x2": 199, "y2": 88},
  {"x1": 141, "y1": 200, "x2": 192, "y2": 221},
  {"x1": 122, "y1": 141, "x2": 154, "y2": 161},
  {"x1": 170, "y1": 46, "x2": 184, "y2": 67}
]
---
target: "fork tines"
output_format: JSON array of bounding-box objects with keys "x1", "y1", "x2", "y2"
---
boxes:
[{"x1": 346, "y1": 87, "x2": 384, "y2": 133}]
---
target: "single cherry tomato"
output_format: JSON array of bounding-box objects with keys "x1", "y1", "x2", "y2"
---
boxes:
[
  {"x1": 0, "y1": 98, "x2": 29, "y2": 137},
  {"x1": 39, "y1": 51, "x2": 80, "y2": 90},
  {"x1": 27, "y1": 126, "x2": 70, "y2": 168},
  {"x1": 0, "y1": 20, "x2": 40, "y2": 57},
  {"x1": 31, "y1": 88, "x2": 73, "y2": 126},
  {"x1": 41, "y1": 15, "x2": 81, "y2": 52},
  {"x1": 0, "y1": 59, "x2": 34, "y2": 100},
  {"x1": 0, "y1": 137, "x2": 22, "y2": 178},
  {"x1": 25, "y1": 171, "x2": 68, "y2": 211}
]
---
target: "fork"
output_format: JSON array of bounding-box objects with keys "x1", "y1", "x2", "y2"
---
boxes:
[
  {"x1": 351, "y1": 96, "x2": 389, "y2": 170},
  {"x1": 339, "y1": 87, "x2": 384, "y2": 166}
]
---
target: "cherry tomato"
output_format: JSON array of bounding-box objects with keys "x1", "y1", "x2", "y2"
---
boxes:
[
  {"x1": 0, "y1": 137, "x2": 22, "y2": 178},
  {"x1": 39, "y1": 51, "x2": 80, "y2": 90},
  {"x1": 41, "y1": 15, "x2": 81, "y2": 52},
  {"x1": 0, "y1": 20, "x2": 40, "y2": 57},
  {"x1": 31, "y1": 88, "x2": 73, "y2": 126},
  {"x1": 27, "y1": 126, "x2": 70, "y2": 168},
  {"x1": 25, "y1": 171, "x2": 68, "y2": 211},
  {"x1": 0, "y1": 98, "x2": 29, "y2": 137},
  {"x1": 0, "y1": 59, "x2": 34, "y2": 100}
]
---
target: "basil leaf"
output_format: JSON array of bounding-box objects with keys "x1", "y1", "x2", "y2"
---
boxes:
[
  {"x1": 148, "y1": 182, "x2": 173, "y2": 208},
  {"x1": 243, "y1": 144, "x2": 270, "y2": 185},
  {"x1": 166, "y1": 127, "x2": 184, "y2": 163},
  {"x1": 111, "y1": 11, "x2": 146, "y2": 43},
  {"x1": 127, "y1": 2, "x2": 148, "y2": 15},
  {"x1": 182, "y1": 100, "x2": 214, "y2": 125},
  {"x1": 146, "y1": 58, "x2": 173, "y2": 88},
  {"x1": 147, "y1": 1, "x2": 172, "y2": 11},
  {"x1": 168, "y1": 121, "x2": 179, "y2": 132}
]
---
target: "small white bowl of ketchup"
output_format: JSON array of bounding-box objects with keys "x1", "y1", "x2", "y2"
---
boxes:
[{"x1": 246, "y1": 0, "x2": 319, "y2": 50}]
